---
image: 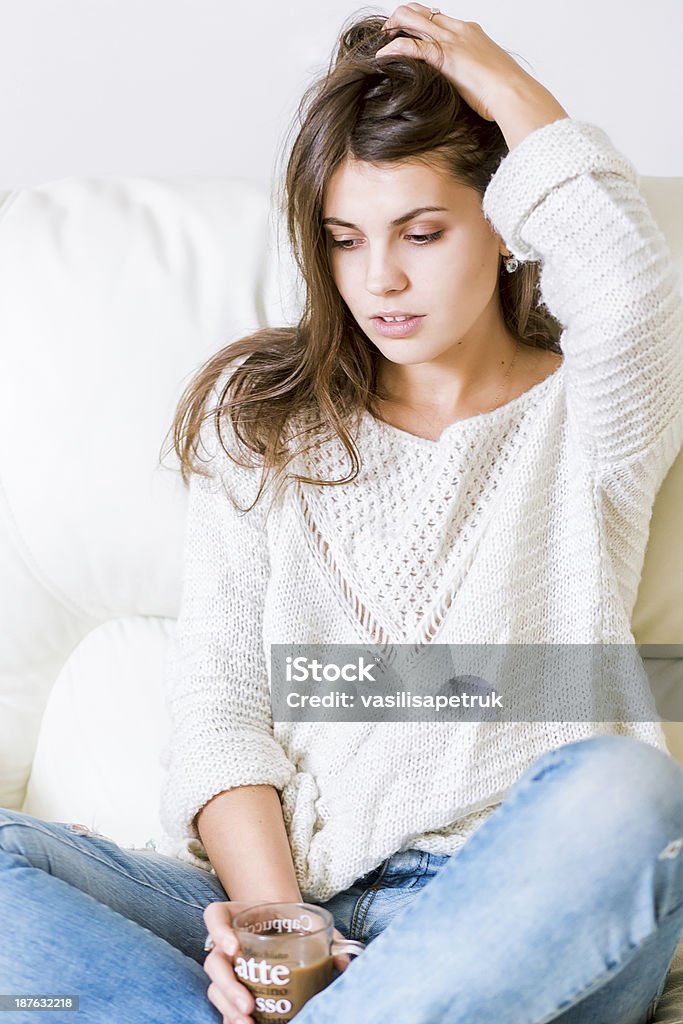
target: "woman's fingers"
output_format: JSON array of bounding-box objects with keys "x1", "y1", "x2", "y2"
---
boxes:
[
  {"x1": 376, "y1": 34, "x2": 431, "y2": 61},
  {"x1": 333, "y1": 952, "x2": 351, "y2": 972},
  {"x1": 204, "y1": 947, "x2": 254, "y2": 1022},
  {"x1": 383, "y1": 4, "x2": 466, "y2": 32},
  {"x1": 376, "y1": 5, "x2": 455, "y2": 69},
  {"x1": 203, "y1": 900, "x2": 249, "y2": 953},
  {"x1": 203, "y1": 901, "x2": 255, "y2": 1022},
  {"x1": 332, "y1": 927, "x2": 352, "y2": 972}
]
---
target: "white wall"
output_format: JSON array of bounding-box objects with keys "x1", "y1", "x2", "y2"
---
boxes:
[{"x1": 1, "y1": 0, "x2": 681, "y2": 191}]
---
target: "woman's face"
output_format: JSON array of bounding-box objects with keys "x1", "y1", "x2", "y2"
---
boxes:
[{"x1": 322, "y1": 155, "x2": 509, "y2": 371}]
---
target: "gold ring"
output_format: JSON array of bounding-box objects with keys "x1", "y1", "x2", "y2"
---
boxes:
[{"x1": 428, "y1": 7, "x2": 441, "y2": 20}]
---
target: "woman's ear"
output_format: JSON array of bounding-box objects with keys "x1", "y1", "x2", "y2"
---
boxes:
[{"x1": 492, "y1": 230, "x2": 511, "y2": 260}]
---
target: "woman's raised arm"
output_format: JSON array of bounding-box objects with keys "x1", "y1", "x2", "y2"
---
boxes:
[{"x1": 377, "y1": 5, "x2": 683, "y2": 482}]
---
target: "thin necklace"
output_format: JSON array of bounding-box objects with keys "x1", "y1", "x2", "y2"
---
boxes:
[{"x1": 476, "y1": 338, "x2": 521, "y2": 415}]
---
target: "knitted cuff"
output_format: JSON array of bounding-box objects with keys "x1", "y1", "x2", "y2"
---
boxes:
[{"x1": 482, "y1": 118, "x2": 639, "y2": 262}]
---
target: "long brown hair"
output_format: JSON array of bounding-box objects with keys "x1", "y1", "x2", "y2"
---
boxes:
[{"x1": 163, "y1": 13, "x2": 562, "y2": 513}]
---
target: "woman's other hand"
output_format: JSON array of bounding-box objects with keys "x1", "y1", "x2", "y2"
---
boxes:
[
  {"x1": 332, "y1": 926, "x2": 353, "y2": 972},
  {"x1": 375, "y1": 3, "x2": 553, "y2": 123}
]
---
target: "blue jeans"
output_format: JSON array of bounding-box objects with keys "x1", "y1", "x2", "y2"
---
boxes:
[{"x1": 1, "y1": 735, "x2": 682, "y2": 1024}]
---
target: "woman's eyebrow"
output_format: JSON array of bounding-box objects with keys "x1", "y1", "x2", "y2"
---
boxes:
[{"x1": 322, "y1": 205, "x2": 449, "y2": 229}]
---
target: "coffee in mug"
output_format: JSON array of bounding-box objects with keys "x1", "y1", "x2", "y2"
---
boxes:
[{"x1": 231, "y1": 902, "x2": 364, "y2": 1022}]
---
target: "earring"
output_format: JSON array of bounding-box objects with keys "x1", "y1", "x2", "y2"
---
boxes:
[{"x1": 503, "y1": 254, "x2": 520, "y2": 274}]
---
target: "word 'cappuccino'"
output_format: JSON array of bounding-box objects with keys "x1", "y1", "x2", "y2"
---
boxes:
[{"x1": 246, "y1": 913, "x2": 314, "y2": 935}]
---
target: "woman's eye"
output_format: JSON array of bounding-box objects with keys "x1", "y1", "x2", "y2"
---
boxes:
[
  {"x1": 329, "y1": 230, "x2": 443, "y2": 249},
  {"x1": 406, "y1": 230, "x2": 444, "y2": 244}
]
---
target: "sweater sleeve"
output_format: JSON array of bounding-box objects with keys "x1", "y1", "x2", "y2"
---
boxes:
[
  {"x1": 482, "y1": 117, "x2": 683, "y2": 480},
  {"x1": 159, "y1": 383, "x2": 296, "y2": 846}
]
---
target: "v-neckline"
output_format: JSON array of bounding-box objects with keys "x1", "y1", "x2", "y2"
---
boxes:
[
  {"x1": 288, "y1": 361, "x2": 563, "y2": 650},
  {"x1": 362, "y1": 361, "x2": 565, "y2": 448}
]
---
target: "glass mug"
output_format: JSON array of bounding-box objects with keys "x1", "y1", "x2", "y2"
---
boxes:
[{"x1": 231, "y1": 901, "x2": 365, "y2": 1022}]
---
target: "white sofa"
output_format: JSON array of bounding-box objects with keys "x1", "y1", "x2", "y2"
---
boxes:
[{"x1": 0, "y1": 172, "x2": 682, "y2": 1020}]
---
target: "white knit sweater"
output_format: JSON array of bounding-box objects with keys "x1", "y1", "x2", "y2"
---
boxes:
[{"x1": 157, "y1": 118, "x2": 683, "y2": 903}]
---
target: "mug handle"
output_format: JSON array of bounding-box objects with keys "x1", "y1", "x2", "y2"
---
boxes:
[{"x1": 331, "y1": 938, "x2": 365, "y2": 958}]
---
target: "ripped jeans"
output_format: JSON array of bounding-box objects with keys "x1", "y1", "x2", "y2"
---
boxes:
[{"x1": 0, "y1": 735, "x2": 682, "y2": 1023}]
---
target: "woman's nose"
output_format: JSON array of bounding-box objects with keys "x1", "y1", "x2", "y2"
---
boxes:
[{"x1": 365, "y1": 248, "x2": 408, "y2": 294}]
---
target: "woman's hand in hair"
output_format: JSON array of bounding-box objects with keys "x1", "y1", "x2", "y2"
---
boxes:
[{"x1": 375, "y1": 4, "x2": 563, "y2": 126}]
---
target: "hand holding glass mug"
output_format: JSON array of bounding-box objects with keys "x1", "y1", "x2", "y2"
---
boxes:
[{"x1": 203, "y1": 900, "x2": 364, "y2": 1022}]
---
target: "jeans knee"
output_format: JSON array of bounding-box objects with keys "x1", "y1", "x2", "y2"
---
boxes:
[
  {"x1": 0, "y1": 808, "x2": 53, "y2": 866},
  {"x1": 575, "y1": 734, "x2": 682, "y2": 798},
  {"x1": 0, "y1": 807, "x2": 31, "y2": 846},
  {"x1": 534, "y1": 735, "x2": 683, "y2": 842}
]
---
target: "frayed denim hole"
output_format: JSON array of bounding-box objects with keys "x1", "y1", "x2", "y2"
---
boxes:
[
  {"x1": 65, "y1": 823, "x2": 112, "y2": 841},
  {"x1": 658, "y1": 837, "x2": 683, "y2": 861}
]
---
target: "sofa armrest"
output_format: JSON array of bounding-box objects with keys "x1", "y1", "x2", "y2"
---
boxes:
[{"x1": 653, "y1": 933, "x2": 683, "y2": 1022}]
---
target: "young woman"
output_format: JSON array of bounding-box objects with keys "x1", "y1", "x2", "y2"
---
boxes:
[{"x1": 2, "y1": 6, "x2": 683, "y2": 1024}]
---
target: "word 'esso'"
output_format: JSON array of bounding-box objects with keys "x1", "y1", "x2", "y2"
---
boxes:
[
  {"x1": 234, "y1": 955, "x2": 291, "y2": 985},
  {"x1": 255, "y1": 996, "x2": 294, "y2": 1014}
]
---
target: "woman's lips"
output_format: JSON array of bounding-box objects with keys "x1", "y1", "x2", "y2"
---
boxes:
[{"x1": 371, "y1": 315, "x2": 426, "y2": 337}]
